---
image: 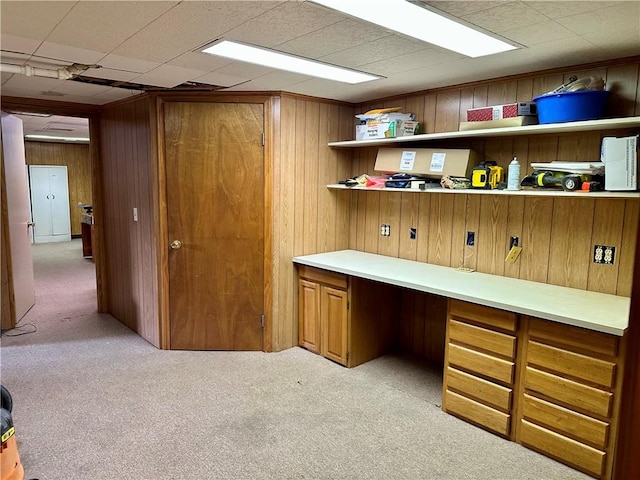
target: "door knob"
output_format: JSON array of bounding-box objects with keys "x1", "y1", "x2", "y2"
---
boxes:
[{"x1": 170, "y1": 240, "x2": 182, "y2": 250}]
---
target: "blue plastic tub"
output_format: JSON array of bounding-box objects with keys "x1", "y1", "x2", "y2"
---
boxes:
[{"x1": 533, "y1": 90, "x2": 610, "y2": 124}]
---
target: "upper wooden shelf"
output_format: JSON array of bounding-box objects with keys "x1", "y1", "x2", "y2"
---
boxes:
[{"x1": 328, "y1": 116, "x2": 640, "y2": 148}]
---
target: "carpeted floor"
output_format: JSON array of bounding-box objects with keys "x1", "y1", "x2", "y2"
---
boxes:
[{"x1": 0, "y1": 240, "x2": 590, "y2": 480}]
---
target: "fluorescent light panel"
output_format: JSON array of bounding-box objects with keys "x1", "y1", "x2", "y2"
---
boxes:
[
  {"x1": 202, "y1": 40, "x2": 379, "y2": 84},
  {"x1": 25, "y1": 134, "x2": 89, "y2": 142},
  {"x1": 312, "y1": 0, "x2": 517, "y2": 58}
]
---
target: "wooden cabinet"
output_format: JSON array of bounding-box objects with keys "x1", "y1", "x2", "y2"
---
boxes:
[
  {"x1": 443, "y1": 300, "x2": 519, "y2": 439},
  {"x1": 516, "y1": 317, "x2": 626, "y2": 480},
  {"x1": 298, "y1": 266, "x2": 349, "y2": 365},
  {"x1": 297, "y1": 265, "x2": 399, "y2": 367}
]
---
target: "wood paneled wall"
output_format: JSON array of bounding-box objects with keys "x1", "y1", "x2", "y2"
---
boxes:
[
  {"x1": 345, "y1": 59, "x2": 640, "y2": 296},
  {"x1": 271, "y1": 94, "x2": 355, "y2": 351},
  {"x1": 24, "y1": 141, "x2": 92, "y2": 236},
  {"x1": 98, "y1": 97, "x2": 159, "y2": 347}
]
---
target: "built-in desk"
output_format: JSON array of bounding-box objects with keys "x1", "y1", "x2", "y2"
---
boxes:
[
  {"x1": 293, "y1": 250, "x2": 630, "y2": 479},
  {"x1": 293, "y1": 249, "x2": 629, "y2": 336}
]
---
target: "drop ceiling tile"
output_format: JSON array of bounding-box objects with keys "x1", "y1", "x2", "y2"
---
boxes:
[
  {"x1": 34, "y1": 42, "x2": 106, "y2": 65},
  {"x1": 167, "y1": 51, "x2": 233, "y2": 73},
  {"x1": 0, "y1": 35, "x2": 42, "y2": 55},
  {"x1": 47, "y1": 1, "x2": 179, "y2": 53},
  {"x1": 1, "y1": 72, "x2": 14, "y2": 86},
  {"x1": 524, "y1": 1, "x2": 620, "y2": 19},
  {"x1": 2, "y1": 73, "x2": 65, "y2": 93},
  {"x1": 461, "y1": 2, "x2": 548, "y2": 33},
  {"x1": 424, "y1": 1, "x2": 516, "y2": 18},
  {"x1": 555, "y1": 3, "x2": 640, "y2": 36},
  {"x1": 501, "y1": 20, "x2": 575, "y2": 46},
  {"x1": 222, "y1": 1, "x2": 346, "y2": 48},
  {"x1": 213, "y1": 62, "x2": 276, "y2": 79},
  {"x1": 132, "y1": 64, "x2": 207, "y2": 88},
  {"x1": 98, "y1": 54, "x2": 161, "y2": 74},
  {"x1": 359, "y1": 48, "x2": 463, "y2": 76},
  {"x1": 276, "y1": 19, "x2": 390, "y2": 59},
  {"x1": 220, "y1": 70, "x2": 309, "y2": 91},
  {"x1": 191, "y1": 71, "x2": 250, "y2": 88},
  {"x1": 318, "y1": 35, "x2": 431, "y2": 69},
  {"x1": 93, "y1": 88, "x2": 144, "y2": 103},
  {"x1": 0, "y1": 1, "x2": 75, "y2": 41},
  {"x1": 113, "y1": 1, "x2": 280, "y2": 63},
  {"x1": 50, "y1": 80, "x2": 114, "y2": 96}
]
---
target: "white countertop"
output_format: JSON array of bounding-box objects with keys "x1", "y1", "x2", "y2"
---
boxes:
[{"x1": 293, "y1": 250, "x2": 630, "y2": 336}]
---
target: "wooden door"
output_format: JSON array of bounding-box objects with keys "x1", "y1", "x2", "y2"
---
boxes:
[
  {"x1": 164, "y1": 102, "x2": 264, "y2": 350},
  {"x1": 1, "y1": 113, "x2": 35, "y2": 326}
]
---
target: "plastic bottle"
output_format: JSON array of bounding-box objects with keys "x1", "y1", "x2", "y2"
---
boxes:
[{"x1": 507, "y1": 157, "x2": 521, "y2": 190}]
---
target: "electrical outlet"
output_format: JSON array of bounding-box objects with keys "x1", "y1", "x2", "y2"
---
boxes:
[
  {"x1": 594, "y1": 245, "x2": 616, "y2": 264},
  {"x1": 510, "y1": 236, "x2": 519, "y2": 249},
  {"x1": 409, "y1": 227, "x2": 417, "y2": 240},
  {"x1": 466, "y1": 231, "x2": 475, "y2": 247},
  {"x1": 380, "y1": 224, "x2": 390, "y2": 237}
]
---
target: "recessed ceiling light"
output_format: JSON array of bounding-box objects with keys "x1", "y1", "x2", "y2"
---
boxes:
[
  {"x1": 201, "y1": 40, "x2": 380, "y2": 84},
  {"x1": 25, "y1": 134, "x2": 89, "y2": 143},
  {"x1": 311, "y1": 0, "x2": 517, "y2": 58}
]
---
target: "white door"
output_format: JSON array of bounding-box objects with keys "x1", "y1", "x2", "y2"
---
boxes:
[
  {"x1": 29, "y1": 165, "x2": 71, "y2": 243},
  {"x1": 1, "y1": 113, "x2": 35, "y2": 323}
]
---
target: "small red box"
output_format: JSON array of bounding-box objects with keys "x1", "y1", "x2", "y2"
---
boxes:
[{"x1": 467, "y1": 103, "x2": 518, "y2": 122}]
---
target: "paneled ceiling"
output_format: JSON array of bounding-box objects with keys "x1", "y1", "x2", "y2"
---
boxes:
[{"x1": 1, "y1": 0, "x2": 639, "y2": 112}]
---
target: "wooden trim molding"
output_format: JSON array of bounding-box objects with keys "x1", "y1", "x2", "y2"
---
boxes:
[
  {"x1": 1, "y1": 96, "x2": 100, "y2": 117},
  {"x1": 613, "y1": 231, "x2": 640, "y2": 479}
]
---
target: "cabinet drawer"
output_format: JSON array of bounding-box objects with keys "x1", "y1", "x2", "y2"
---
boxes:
[
  {"x1": 297, "y1": 266, "x2": 347, "y2": 289},
  {"x1": 448, "y1": 343, "x2": 515, "y2": 385},
  {"x1": 520, "y1": 420, "x2": 605, "y2": 478},
  {"x1": 449, "y1": 319, "x2": 516, "y2": 359},
  {"x1": 528, "y1": 341, "x2": 616, "y2": 388},
  {"x1": 524, "y1": 367, "x2": 613, "y2": 418},
  {"x1": 449, "y1": 300, "x2": 516, "y2": 333},
  {"x1": 522, "y1": 394, "x2": 609, "y2": 449},
  {"x1": 527, "y1": 317, "x2": 618, "y2": 357},
  {"x1": 444, "y1": 390, "x2": 511, "y2": 437},
  {"x1": 446, "y1": 367, "x2": 512, "y2": 411}
]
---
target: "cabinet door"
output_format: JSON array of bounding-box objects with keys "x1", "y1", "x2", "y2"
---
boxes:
[
  {"x1": 321, "y1": 285, "x2": 348, "y2": 365},
  {"x1": 298, "y1": 279, "x2": 321, "y2": 354}
]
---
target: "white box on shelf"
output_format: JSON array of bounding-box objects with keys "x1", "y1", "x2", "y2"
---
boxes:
[{"x1": 602, "y1": 135, "x2": 638, "y2": 191}]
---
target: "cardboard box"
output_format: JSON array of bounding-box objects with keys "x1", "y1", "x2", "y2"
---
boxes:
[
  {"x1": 459, "y1": 116, "x2": 538, "y2": 131},
  {"x1": 373, "y1": 147, "x2": 482, "y2": 179},
  {"x1": 355, "y1": 120, "x2": 419, "y2": 140},
  {"x1": 467, "y1": 102, "x2": 537, "y2": 122},
  {"x1": 602, "y1": 135, "x2": 638, "y2": 191}
]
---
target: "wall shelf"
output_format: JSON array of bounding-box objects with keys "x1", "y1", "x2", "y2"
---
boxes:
[
  {"x1": 327, "y1": 184, "x2": 640, "y2": 199},
  {"x1": 327, "y1": 116, "x2": 640, "y2": 148}
]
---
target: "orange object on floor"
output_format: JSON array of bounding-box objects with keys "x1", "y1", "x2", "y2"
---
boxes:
[{"x1": 0, "y1": 432, "x2": 24, "y2": 480}]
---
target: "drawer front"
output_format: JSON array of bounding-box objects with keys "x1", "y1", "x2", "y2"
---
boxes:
[
  {"x1": 449, "y1": 300, "x2": 516, "y2": 333},
  {"x1": 524, "y1": 367, "x2": 613, "y2": 418},
  {"x1": 298, "y1": 266, "x2": 348, "y2": 289},
  {"x1": 448, "y1": 343, "x2": 515, "y2": 385},
  {"x1": 519, "y1": 420, "x2": 605, "y2": 478},
  {"x1": 527, "y1": 317, "x2": 619, "y2": 357},
  {"x1": 446, "y1": 367, "x2": 512, "y2": 411},
  {"x1": 522, "y1": 394, "x2": 609, "y2": 449},
  {"x1": 444, "y1": 390, "x2": 511, "y2": 437},
  {"x1": 449, "y1": 319, "x2": 516, "y2": 359},
  {"x1": 527, "y1": 341, "x2": 616, "y2": 388}
]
